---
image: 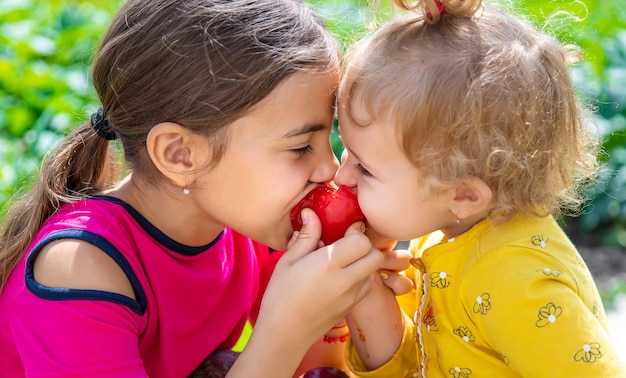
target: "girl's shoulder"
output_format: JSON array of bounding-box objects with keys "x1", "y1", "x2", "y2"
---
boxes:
[{"x1": 31, "y1": 235, "x2": 137, "y2": 299}]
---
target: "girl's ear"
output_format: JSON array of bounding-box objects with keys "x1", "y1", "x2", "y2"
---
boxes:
[
  {"x1": 146, "y1": 122, "x2": 199, "y2": 187},
  {"x1": 451, "y1": 176, "x2": 493, "y2": 220}
]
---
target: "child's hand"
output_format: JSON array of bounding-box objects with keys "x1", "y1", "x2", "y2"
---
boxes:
[
  {"x1": 256, "y1": 208, "x2": 384, "y2": 350},
  {"x1": 365, "y1": 226, "x2": 397, "y2": 252},
  {"x1": 379, "y1": 248, "x2": 414, "y2": 296},
  {"x1": 365, "y1": 225, "x2": 413, "y2": 296}
]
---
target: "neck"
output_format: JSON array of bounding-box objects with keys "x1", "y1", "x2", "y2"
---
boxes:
[
  {"x1": 104, "y1": 174, "x2": 224, "y2": 246},
  {"x1": 441, "y1": 211, "x2": 489, "y2": 239}
]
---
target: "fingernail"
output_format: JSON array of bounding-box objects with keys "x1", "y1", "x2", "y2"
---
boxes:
[
  {"x1": 379, "y1": 271, "x2": 389, "y2": 280},
  {"x1": 410, "y1": 258, "x2": 425, "y2": 271},
  {"x1": 360, "y1": 223, "x2": 366, "y2": 233},
  {"x1": 301, "y1": 210, "x2": 309, "y2": 226}
]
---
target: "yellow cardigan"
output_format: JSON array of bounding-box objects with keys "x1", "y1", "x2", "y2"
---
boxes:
[{"x1": 347, "y1": 214, "x2": 625, "y2": 377}]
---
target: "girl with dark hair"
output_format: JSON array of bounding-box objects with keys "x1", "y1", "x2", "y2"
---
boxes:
[{"x1": 0, "y1": 1, "x2": 390, "y2": 376}]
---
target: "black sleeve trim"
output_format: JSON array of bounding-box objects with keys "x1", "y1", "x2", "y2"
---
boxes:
[{"x1": 25, "y1": 229, "x2": 147, "y2": 315}]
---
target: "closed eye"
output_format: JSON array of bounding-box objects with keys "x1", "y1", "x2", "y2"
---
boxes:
[
  {"x1": 355, "y1": 163, "x2": 373, "y2": 177},
  {"x1": 291, "y1": 145, "x2": 313, "y2": 156}
]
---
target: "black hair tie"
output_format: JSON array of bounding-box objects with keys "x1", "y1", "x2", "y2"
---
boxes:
[{"x1": 90, "y1": 107, "x2": 117, "y2": 140}]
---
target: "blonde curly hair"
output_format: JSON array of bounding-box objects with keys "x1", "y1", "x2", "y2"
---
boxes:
[{"x1": 339, "y1": 0, "x2": 600, "y2": 224}]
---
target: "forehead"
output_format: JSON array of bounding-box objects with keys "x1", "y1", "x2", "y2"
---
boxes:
[
  {"x1": 339, "y1": 107, "x2": 401, "y2": 158},
  {"x1": 271, "y1": 70, "x2": 338, "y2": 103},
  {"x1": 232, "y1": 70, "x2": 339, "y2": 138},
  {"x1": 338, "y1": 95, "x2": 401, "y2": 143}
]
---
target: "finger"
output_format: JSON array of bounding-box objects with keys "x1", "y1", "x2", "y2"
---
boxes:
[
  {"x1": 325, "y1": 222, "x2": 372, "y2": 268},
  {"x1": 337, "y1": 246, "x2": 385, "y2": 291},
  {"x1": 381, "y1": 249, "x2": 412, "y2": 271},
  {"x1": 364, "y1": 226, "x2": 397, "y2": 252},
  {"x1": 344, "y1": 220, "x2": 368, "y2": 237},
  {"x1": 379, "y1": 270, "x2": 415, "y2": 296},
  {"x1": 283, "y1": 208, "x2": 322, "y2": 263}
]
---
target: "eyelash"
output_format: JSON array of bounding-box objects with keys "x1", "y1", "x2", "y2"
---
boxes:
[
  {"x1": 292, "y1": 145, "x2": 313, "y2": 156},
  {"x1": 355, "y1": 163, "x2": 373, "y2": 177}
]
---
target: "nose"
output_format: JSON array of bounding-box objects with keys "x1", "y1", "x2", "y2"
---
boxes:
[
  {"x1": 334, "y1": 149, "x2": 357, "y2": 188},
  {"x1": 310, "y1": 146, "x2": 340, "y2": 184}
]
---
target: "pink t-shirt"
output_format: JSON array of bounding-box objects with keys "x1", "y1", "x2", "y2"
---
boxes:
[{"x1": 0, "y1": 196, "x2": 282, "y2": 377}]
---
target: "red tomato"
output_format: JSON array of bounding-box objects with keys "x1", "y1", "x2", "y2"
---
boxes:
[{"x1": 290, "y1": 183, "x2": 366, "y2": 245}]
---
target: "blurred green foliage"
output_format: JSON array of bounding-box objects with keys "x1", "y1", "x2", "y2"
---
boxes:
[
  {"x1": 0, "y1": 0, "x2": 121, "y2": 209},
  {"x1": 1, "y1": 0, "x2": 626, "y2": 246},
  {"x1": 533, "y1": 0, "x2": 626, "y2": 247}
]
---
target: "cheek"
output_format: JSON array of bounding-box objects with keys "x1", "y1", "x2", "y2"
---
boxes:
[
  {"x1": 239, "y1": 192, "x2": 298, "y2": 250},
  {"x1": 358, "y1": 188, "x2": 421, "y2": 240},
  {"x1": 358, "y1": 191, "x2": 395, "y2": 229}
]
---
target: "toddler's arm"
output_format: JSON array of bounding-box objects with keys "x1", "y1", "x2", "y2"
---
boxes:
[
  {"x1": 347, "y1": 274, "x2": 407, "y2": 369},
  {"x1": 342, "y1": 233, "x2": 417, "y2": 377}
]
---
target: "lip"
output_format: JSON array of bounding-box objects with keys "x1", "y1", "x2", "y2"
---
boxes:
[{"x1": 295, "y1": 182, "x2": 331, "y2": 206}]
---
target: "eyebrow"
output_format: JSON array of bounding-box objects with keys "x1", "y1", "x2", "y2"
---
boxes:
[{"x1": 281, "y1": 123, "x2": 327, "y2": 138}]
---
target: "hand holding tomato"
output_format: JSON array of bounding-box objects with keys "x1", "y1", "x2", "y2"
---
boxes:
[{"x1": 290, "y1": 183, "x2": 366, "y2": 245}]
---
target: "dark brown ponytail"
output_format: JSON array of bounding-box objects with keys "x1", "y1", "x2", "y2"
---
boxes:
[{"x1": 0, "y1": 123, "x2": 119, "y2": 289}]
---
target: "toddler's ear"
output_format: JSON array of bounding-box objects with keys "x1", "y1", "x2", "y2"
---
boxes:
[{"x1": 452, "y1": 176, "x2": 492, "y2": 219}]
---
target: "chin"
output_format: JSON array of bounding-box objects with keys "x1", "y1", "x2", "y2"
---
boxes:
[
  {"x1": 253, "y1": 230, "x2": 290, "y2": 251},
  {"x1": 266, "y1": 239, "x2": 289, "y2": 252},
  {"x1": 261, "y1": 220, "x2": 295, "y2": 251}
]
